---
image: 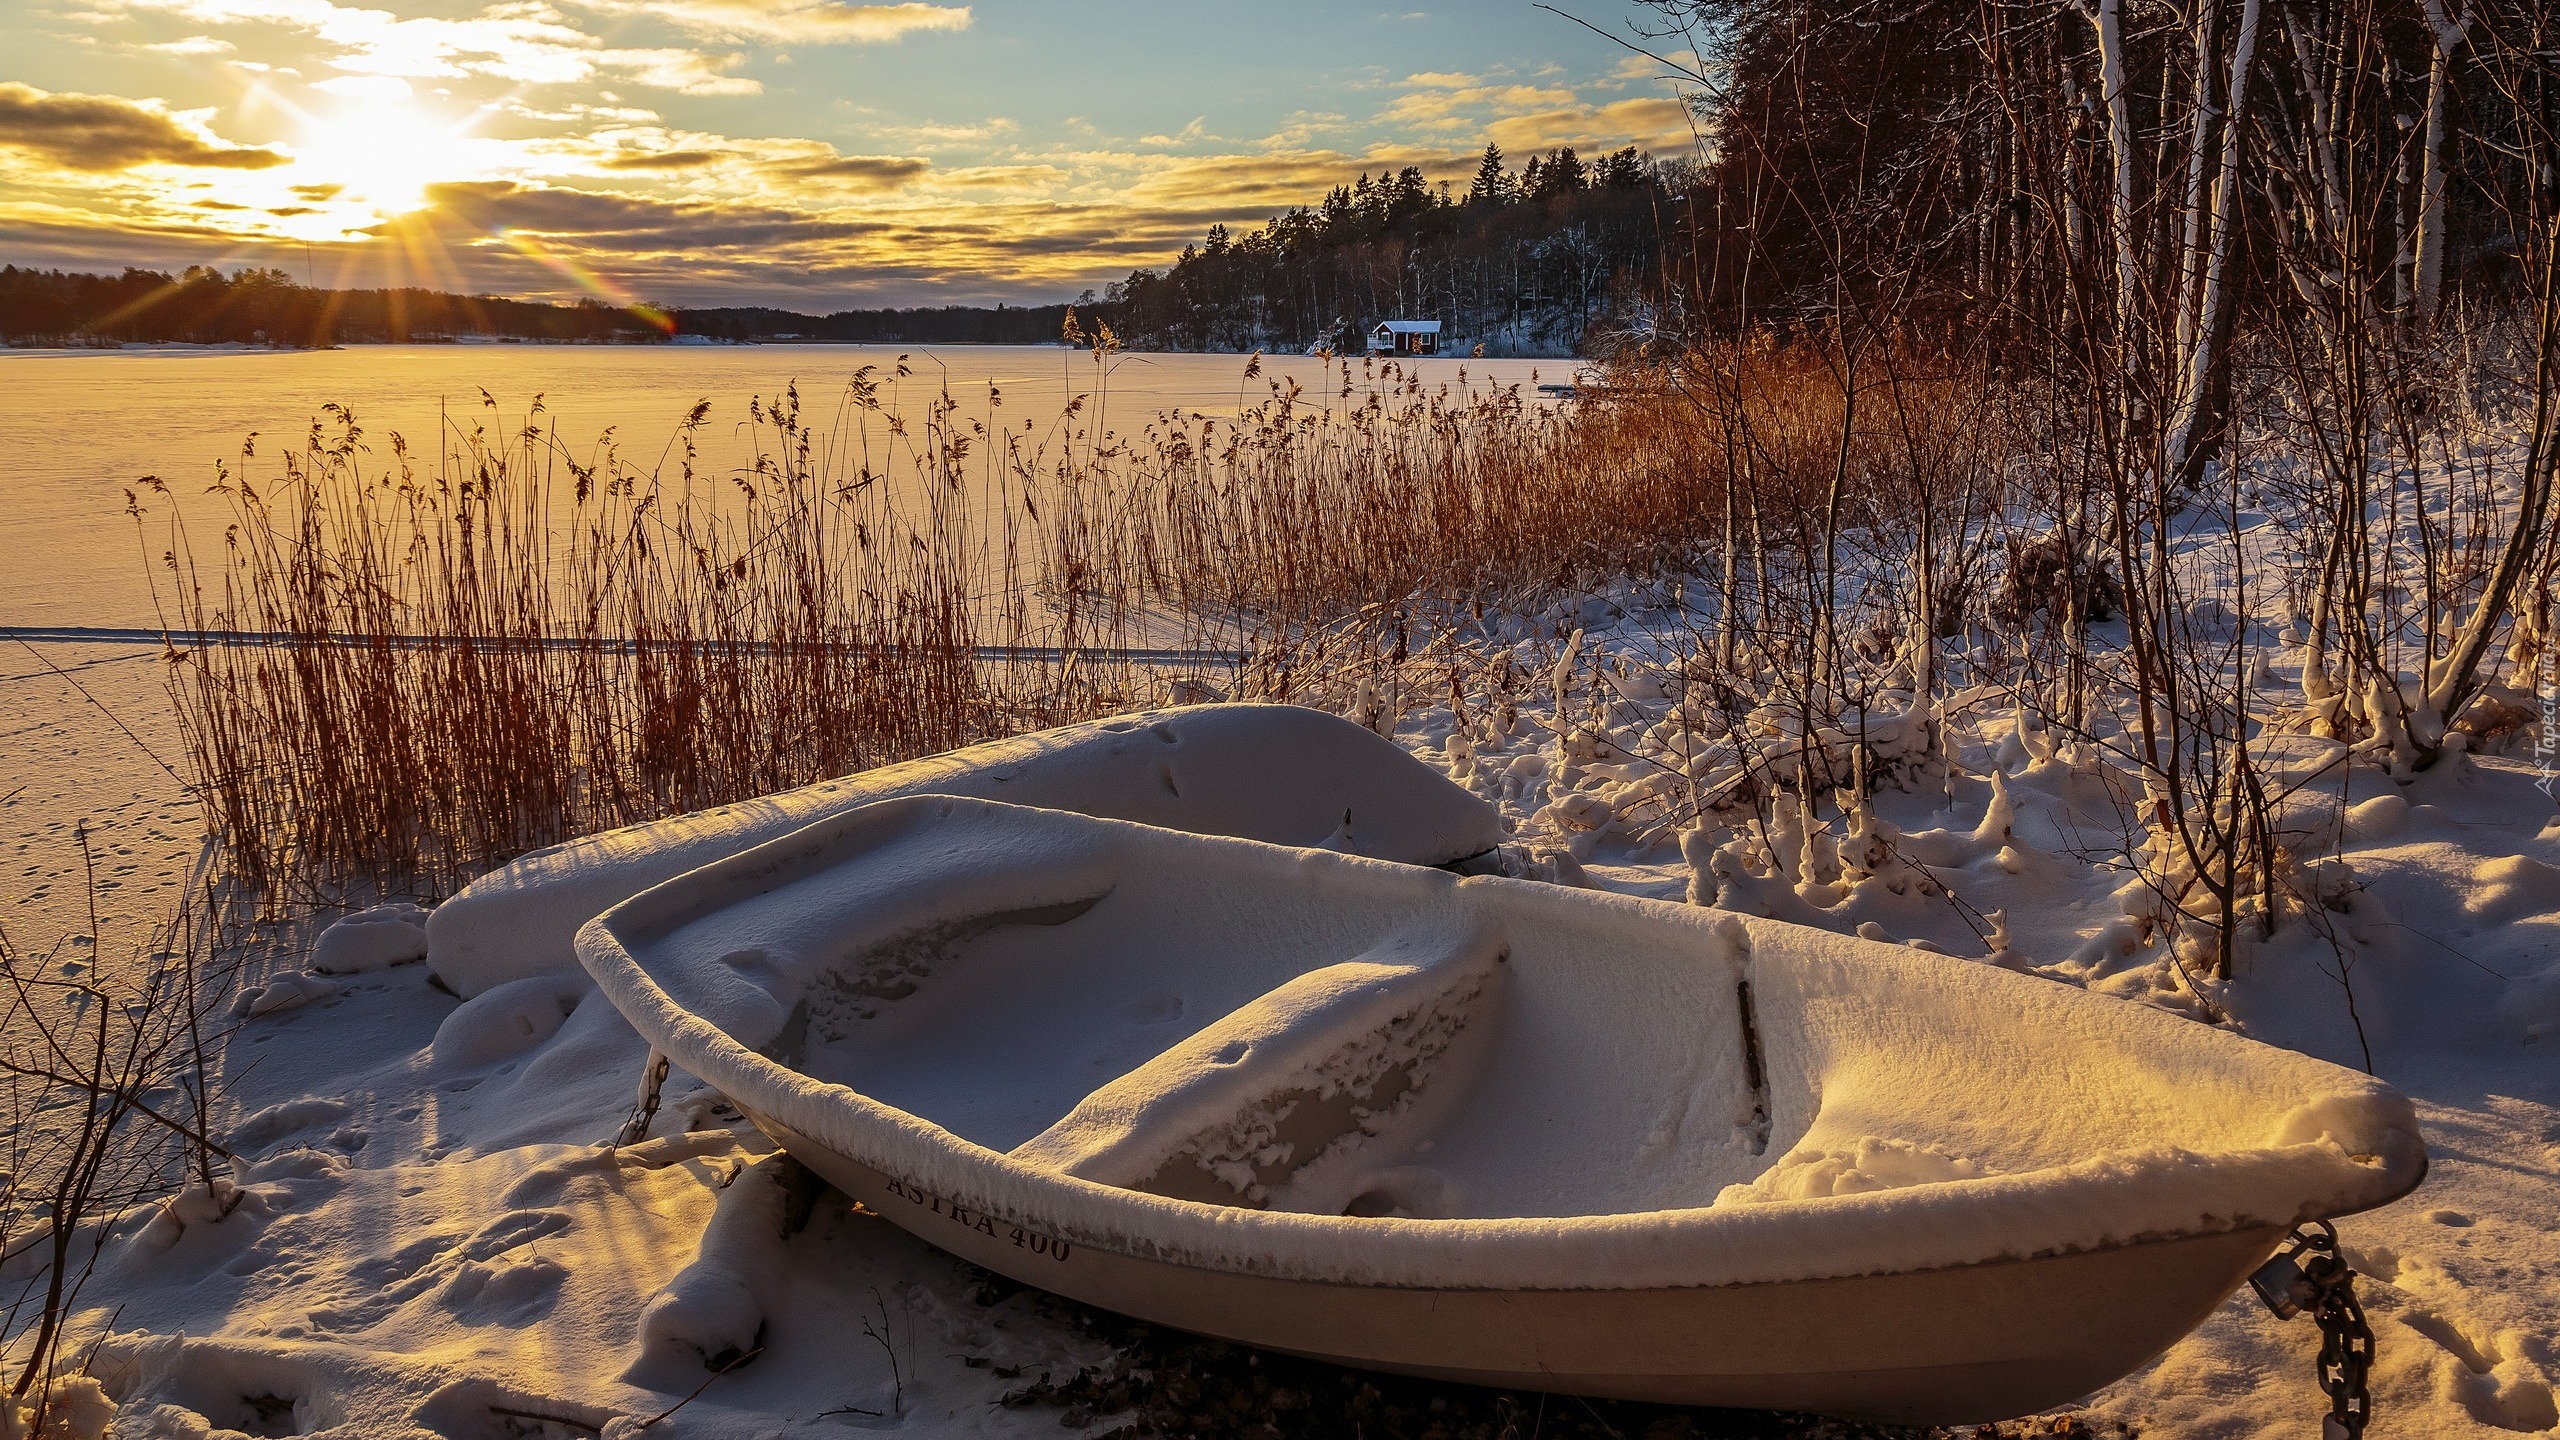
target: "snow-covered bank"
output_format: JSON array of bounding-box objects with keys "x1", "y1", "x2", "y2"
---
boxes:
[{"x1": 3, "y1": 637, "x2": 2554, "y2": 1438}]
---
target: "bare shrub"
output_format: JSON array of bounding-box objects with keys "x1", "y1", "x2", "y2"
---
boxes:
[{"x1": 0, "y1": 834, "x2": 237, "y2": 1432}]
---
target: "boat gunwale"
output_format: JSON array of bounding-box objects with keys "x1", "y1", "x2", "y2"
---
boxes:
[
  {"x1": 579, "y1": 796, "x2": 2430, "y2": 1295},
  {"x1": 756, "y1": 1108, "x2": 2340, "y2": 1296}
]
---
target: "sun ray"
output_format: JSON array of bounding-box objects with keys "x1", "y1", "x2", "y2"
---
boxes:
[{"x1": 493, "y1": 229, "x2": 674, "y2": 333}]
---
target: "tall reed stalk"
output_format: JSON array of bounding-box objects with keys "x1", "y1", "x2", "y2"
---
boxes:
[{"x1": 132, "y1": 338, "x2": 1990, "y2": 899}]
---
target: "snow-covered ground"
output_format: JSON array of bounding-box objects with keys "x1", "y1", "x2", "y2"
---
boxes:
[
  {"x1": 3, "y1": 612, "x2": 2555, "y2": 1438},
  {"x1": 1373, "y1": 604, "x2": 2560, "y2": 1439}
]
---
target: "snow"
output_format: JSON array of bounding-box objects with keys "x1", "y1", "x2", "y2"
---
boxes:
[
  {"x1": 308, "y1": 904, "x2": 429, "y2": 975},
  {"x1": 426, "y1": 703, "x2": 1502, "y2": 998},
  {"x1": 1009, "y1": 923, "x2": 1506, "y2": 1201},
  {"x1": 4, "y1": 639, "x2": 2555, "y2": 1436}
]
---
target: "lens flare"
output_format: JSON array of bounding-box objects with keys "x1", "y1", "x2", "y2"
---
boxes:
[{"x1": 497, "y1": 229, "x2": 675, "y2": 333}]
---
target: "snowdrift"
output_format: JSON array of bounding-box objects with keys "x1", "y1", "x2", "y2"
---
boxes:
[
  {"x1": 579, "y1": 796, "x2": 2427, "y2": 1425},
  {"x1": 430, "y1": 704, "x2": 1501, "y2": 996}
]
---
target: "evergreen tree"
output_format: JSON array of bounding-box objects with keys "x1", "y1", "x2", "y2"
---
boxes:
[
  {"x1": 1469, "y1": 142, "x2": 1509, "y2": 205},
  {"x1": 1536, "y1": 148, "x2": 1589, "y2": 196}
]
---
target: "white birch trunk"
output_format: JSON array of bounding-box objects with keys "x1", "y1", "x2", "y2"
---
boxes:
[
  {"x1": 2283, "y1": 8, "x2": 2350, "y2": 248},
  {"x1": 2163, "y1": 0, "x2": 2264, "y2": 487},
  {"x1": 2094, "y1": 0, "x2": 2144, "y2": 351},
  {"x1": 2174, "y1": 1, "x2": 2225, "y2": 360},
  {"x1": 2414, "y1": 0, "x2": 2470, "y2": 322}
]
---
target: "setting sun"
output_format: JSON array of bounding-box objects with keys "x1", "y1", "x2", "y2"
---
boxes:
[{"x1": 290, "y1": 94, "x2": 490, "y2": 220}]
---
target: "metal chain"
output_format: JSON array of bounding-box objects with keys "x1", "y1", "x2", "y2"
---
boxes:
[
  {"x1": 2247, "y1": 1220, "x2": 2374, "y2": 1440},
  {"x1": 2313, "y1": 1255, "x2": 2375, "y2": 1440}
]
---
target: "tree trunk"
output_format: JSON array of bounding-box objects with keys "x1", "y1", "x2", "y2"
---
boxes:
[{"x1": 2413, "y1": 0, "x2": 2470, "y2": 323}]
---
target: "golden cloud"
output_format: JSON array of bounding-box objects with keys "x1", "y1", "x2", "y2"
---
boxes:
[
  {"x1": 772, "y1": 153, "x2": 930, "y2": 188},
  {"x1": 597, "y1": 148, "x2": 728, "y2": 170},
  {"x1": 1485, "y1": 96, "x2": 1694, "y2": 155},
  {"x1": 114, "y1": 0, "x2": 761, "y2": 94},
  {"x1": 1378, "y1": 83, "x2": 1580, "y2": 128},
  {"x1": 0, "y1": 82, "x2": 286, "y2": 171},
  {"x1": 570, "y1": 0, "x2": 971, "y2": 44}
]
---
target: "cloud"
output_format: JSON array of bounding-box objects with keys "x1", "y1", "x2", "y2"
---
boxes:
[
  {"x1": 773, "y1": 152, "x2": 928, "y2": 187},
  {"x1": 1377, "y1": 81, "x2": 1578, "y2": 128},
  {"x1": 122, "y1": 0, "x2": 591, "y2": 80},
  {"x1": 0, "y1": 81, "x2": 286, "y2": 171},
  {"x1": 594, "y1": 48, "x2": 762, "y2": 94},
  {"x1": 1484, "y1": 96, "x2": 1693, "y2": 154},
  {"x1": 144, "y1": 34, "x2": 235, "y2": 54},
  {"x1": 495, "y1": 98, "x2": 663, "y2": 123},
  {"x1": 1137, "y1": 117, "x2": 1209, "y2": 147},
  {"x1": 935, "y1": 163, "x2": 1062, "y2": 189},
  {"x1": 597, "y1": 147, "x2": 726, "y2": 170},
  {"x1": 1254, "y1": 110, "x2": 1346, "y2": 149},
  {"x1": 114, "y1": 0, "x2": 762, "y2": 94},
  {"x1": 411, "y1": 178, "x2": 861, "y2": 247},
  {"x1": 569, "y1": 131, "x2": 927, "y2": 189},
  {"x1": 862, "y1": 116, "x2": 1015, "y2": 146},
  {"x1": 571, "y1": 0, "x2": 969, "y2": 44},
  {"x1": 311, "y1": 73, "x2": 412, "y2": 99}
]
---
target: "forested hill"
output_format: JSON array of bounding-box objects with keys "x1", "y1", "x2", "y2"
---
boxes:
[{"x1": 1103, "y1": 145, "x2": 1689, "y2": 356}]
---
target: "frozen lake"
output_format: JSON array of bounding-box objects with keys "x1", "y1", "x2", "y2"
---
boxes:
[{"x1": 0, "y1": 344, "x2": 1561, "y2": 631}]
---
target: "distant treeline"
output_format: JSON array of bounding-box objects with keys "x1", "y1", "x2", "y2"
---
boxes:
[
  {"x1": 1102, "y1": 146, "x2": 1686, "y2": 355},
  {"x1": 0, "y1": 266, "x2": 657, "y2": 345},
  {"x1": 0, "y1": 265, "x2": 1075, "y2": 348},
  {"x1": 671, "y1": 303, "x2": 1071, "y2": 345}
]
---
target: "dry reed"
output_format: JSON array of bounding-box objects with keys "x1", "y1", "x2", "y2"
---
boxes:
[{"x1": 130, "y1": 339, "x2": 1992, "y2": 900}]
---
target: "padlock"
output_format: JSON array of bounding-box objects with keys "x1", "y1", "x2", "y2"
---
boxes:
[{"x1": 2250, "y1": 1249, "x2": 2317, "y2": 1320}]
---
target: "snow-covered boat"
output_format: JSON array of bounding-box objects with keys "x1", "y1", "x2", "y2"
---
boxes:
[
  {"x1": 429, "y1": 704, "x2": 1501, "y2": 997},
  {"x1": 579, "y1": 796, "x2": 2427, "y2": 1425}
]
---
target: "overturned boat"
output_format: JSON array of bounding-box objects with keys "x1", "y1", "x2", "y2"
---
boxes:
[
  {"x1": 579, "y1": 795, "x2": 2425, "y2": 1424},
  {"x1": 430, "y1": 704, "x2": 1501, "y2": 997}
]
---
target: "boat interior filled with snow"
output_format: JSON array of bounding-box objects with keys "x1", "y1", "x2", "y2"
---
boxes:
[{"x1": 581, "y1": 795, "x2": 2427, "y2": 1425}]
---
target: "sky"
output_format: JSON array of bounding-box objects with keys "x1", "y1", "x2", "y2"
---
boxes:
[{"x1": 0, "y1": 0, "x2": 1706, "y2": 310}]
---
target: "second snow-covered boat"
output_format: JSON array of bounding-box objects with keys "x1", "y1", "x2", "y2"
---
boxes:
[{"x1": 579, "y1": 795, "x2": 2426, "y2": 1424}]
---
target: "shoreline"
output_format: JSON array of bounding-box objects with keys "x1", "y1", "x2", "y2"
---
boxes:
[{"x1": 2, "y1": 338, "x2": 1585, "y2": 360}]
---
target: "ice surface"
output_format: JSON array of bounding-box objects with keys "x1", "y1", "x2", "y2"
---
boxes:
[{"x1": 428, "y1": 703, "x2": 1501, "y2": 996}]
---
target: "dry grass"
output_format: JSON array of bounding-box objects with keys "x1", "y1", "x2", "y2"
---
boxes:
[
  {"x1": 128, "y1": 340, "x2": 2002, "y2": 900},
  {"x1": 1047, "y1": 358, "x2": 1726, "y2": 628},
  {"x1": 135, "y1": 365, "x2": 1135, "y2": 899}
]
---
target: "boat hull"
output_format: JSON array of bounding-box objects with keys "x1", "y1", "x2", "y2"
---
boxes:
[{"x1": 762, "y1": 1114, "x2": 2280, "y2": 1425}]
